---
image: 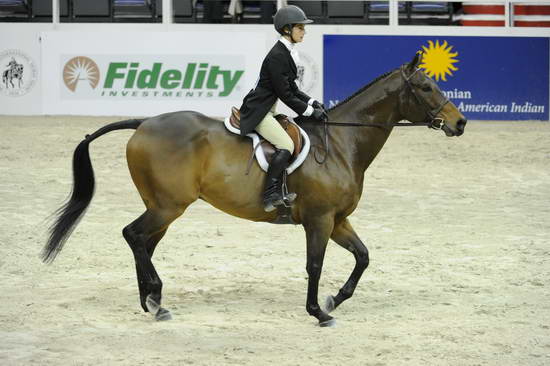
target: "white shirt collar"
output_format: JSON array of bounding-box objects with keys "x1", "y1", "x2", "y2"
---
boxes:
[
  {"x1": 279, "y1": 36, "x2": 295, "y2": 52},
  {"x1": 279, "y1": 36, "x2": 300, "y2": 64}
]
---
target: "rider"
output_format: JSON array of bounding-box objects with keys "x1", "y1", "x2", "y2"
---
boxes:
[
  {"x1": 6, "y1": 58, "x2": 18, "y2": 70},
  {"x1": 238, "y1": 5, "x2": 328, "y2": 212}
]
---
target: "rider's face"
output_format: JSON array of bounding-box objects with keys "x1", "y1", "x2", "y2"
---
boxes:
[{"x1": 291, "y1": 24, "x2": 306, "y2": 43}]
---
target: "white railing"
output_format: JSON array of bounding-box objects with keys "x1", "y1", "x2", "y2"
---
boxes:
[
  {"x1": 42, "y1": 0, "x2": 550, "y2": 28},
  {"x1": 52, "y1": 0, "x2": 59, "y2": 25},
  {"x1": 162, "y1": 0, "x2": 172, "y2": 24}
]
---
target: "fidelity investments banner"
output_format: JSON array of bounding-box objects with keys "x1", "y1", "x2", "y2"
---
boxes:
[
  {"x1": 60, "y1": 55, "x2": 244, "y2": 99},
  {"x1": 41, "y1": 31, "x2": 265, "y2": 116},
  {"x1": 324, "y1": 35, "x2": 549, "y2": 120}
]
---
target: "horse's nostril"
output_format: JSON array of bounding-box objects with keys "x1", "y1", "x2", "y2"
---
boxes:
[
  {"x1": 457, "y1": 119, "x2": 467, "y2": 132},
  {"x1": 453, "y1": 119, "x2": 467, "y2": 136}
]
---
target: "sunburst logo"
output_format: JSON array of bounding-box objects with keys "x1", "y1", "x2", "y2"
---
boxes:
[
  {"x1": 63, "y1": 56, "x2": 100, "y2": 92},
  {"x1": 418, "y1": 40, "x2": 459, "y2": 82}
]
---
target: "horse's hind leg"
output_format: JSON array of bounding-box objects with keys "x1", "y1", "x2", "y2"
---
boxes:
[
  {"x1": 130, "y1": 228, "x2": 167, "y2": 312},
  {"x1": 325, "y1": 218, "x2": 369, "y2": 313},
  {"x1": 122, "y1": 208, "x2": 182, "y2": 321}
]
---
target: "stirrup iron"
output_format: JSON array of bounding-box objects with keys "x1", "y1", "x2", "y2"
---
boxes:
[{"x1": 280, "y1": 171, "x2": 296, "y2": 208}]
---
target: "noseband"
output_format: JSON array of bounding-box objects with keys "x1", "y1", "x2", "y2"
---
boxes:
[{"x1": 400, "y1": 66, "x2": 450, "y2": 130}]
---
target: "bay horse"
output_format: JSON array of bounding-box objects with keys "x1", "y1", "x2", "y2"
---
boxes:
[{"x1": 42, "y1": 54, "x2": 466, "y2": 327}]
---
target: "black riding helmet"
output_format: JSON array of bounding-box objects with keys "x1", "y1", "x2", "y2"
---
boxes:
[{"x1": 274, "y1": 5, "x2": 313, "y2": 42}]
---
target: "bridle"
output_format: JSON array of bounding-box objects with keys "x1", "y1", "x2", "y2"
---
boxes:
[
  {"x1": 400, "y1": 66, "x2": 450, "y2": 131},
  {"x1": 306, "y1": 66, "x2": 451, "y2": 163},
  {"x1": 312, "y1": 66, "x2": 449, "y2": 130}
]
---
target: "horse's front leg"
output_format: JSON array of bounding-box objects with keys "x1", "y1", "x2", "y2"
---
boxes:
[
  {"x1": 325, "y1": 218, "x2": 369, "y2": 313},
  {"x1": 303, "y1": 215, "x2": 335, "y2": 327}
]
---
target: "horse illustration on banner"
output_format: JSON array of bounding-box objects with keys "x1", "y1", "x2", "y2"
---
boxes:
[{"x1": 2, "y1": 58, "x2": 24, "y2": 89}]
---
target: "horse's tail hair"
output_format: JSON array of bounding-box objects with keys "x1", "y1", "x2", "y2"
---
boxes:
[{"x1": 41, "y1": 118, "x2": 144, "y2": 264}]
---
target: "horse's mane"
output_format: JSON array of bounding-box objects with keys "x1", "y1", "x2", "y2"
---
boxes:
[{"x1": 327, "y1": 68, "x2": 395, "y2": 112}]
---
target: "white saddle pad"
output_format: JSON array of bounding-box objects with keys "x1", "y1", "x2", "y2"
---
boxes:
[{"x1": 223, "y1": 117, "x2": 311, "y2": 175}]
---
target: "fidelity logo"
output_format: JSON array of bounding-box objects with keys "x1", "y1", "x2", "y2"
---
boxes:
[
  {"x1": 63, "y1": 56, "x2": 100, "y2": 92},
  {"x1": 0, "y1": 49, "x2": 37, "y2": 97}
]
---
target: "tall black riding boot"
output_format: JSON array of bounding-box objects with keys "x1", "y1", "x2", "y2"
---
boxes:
[{"x1": 263, "y1": 149, "x2": 297, "y2": 212}]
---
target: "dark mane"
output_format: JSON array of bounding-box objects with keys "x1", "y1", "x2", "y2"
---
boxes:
[{"x1": 328, "y1": 69, "x2": 396, "y2": 112}]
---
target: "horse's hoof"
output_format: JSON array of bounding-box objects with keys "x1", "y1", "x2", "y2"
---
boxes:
[
  {"x1": 155, "y1": 307, "x2": 172, "y2": 321},
  {"x1": 145, "y1": 295, "x2": 172, "y2": 321},
  {"x1": 145, "y1": 295, "x2": 160, "y2": 314},
  {"x1": 324, "y1": 295, "x2": 336, "y2": 313},
  {"x1": 319, "y1": 317, "x2": 336, "y2": 328}
]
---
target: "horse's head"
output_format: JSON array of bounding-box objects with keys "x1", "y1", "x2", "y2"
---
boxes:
[{"x1": 399, "y1": 53, "x2": 466, "y2": 137}]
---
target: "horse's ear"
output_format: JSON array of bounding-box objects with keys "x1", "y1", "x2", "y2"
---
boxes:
[{"x1": 407, "y1": 52, "x2": 423, "y2": 72}]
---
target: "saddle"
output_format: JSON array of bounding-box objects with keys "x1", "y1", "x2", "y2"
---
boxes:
[
  {"x1": 225, "y1": 107, "x2": 311, "y2": 225},
  {"x1": 224, "y1": 107, "x2": 310, "y2": 175},
  {"x1": 229, "y1": 107, "x2": 303, "y2": 161}
]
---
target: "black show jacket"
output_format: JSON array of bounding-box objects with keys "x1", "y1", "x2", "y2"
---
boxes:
[{"x1": 238, "y1": 40, "x2": 312, "y2": 135}]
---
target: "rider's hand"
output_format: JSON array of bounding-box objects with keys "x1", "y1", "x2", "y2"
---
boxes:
[
  {"x1": 312, "y1": 100, "x2": 326, "y2": 112},
  {"x1": 312, "y1": 107, "x2": 328, "y2": 122}
]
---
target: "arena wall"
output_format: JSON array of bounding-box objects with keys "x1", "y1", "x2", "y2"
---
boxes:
[{"x1": 0, "y1": 22, "x2": 549, "y2": 120}]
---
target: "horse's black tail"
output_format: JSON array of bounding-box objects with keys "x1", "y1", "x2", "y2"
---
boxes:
[{"x1": 41, "y1": 119, "x2": 144, "y2": 264}]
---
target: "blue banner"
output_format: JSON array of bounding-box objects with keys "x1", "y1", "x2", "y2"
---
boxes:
[{"x1": 324, "y1": 35, "x2": 549, "y2": 120}]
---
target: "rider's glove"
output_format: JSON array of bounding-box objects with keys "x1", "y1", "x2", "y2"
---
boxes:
[
  {"x1": 312, "y1": 100, "x2": 326, "y2": 112},
  {"x1": 312, "y1": 107, "x2": 328, "y2": 122}
]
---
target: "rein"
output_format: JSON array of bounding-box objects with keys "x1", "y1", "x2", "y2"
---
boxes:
[
  {"x1": 309, "y1": 120, "x2": 443, "y2": 129},
  {"x1": 307, "y1": 119, "x2": 444, "y2": 164},
  {"x1": 304, "y1": 66, "x2": 449, "y2": 164}
]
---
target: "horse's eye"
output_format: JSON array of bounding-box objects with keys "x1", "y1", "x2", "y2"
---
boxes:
[{"x1": 421, "y1": 85, "x2": 432, "y2": 92}]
